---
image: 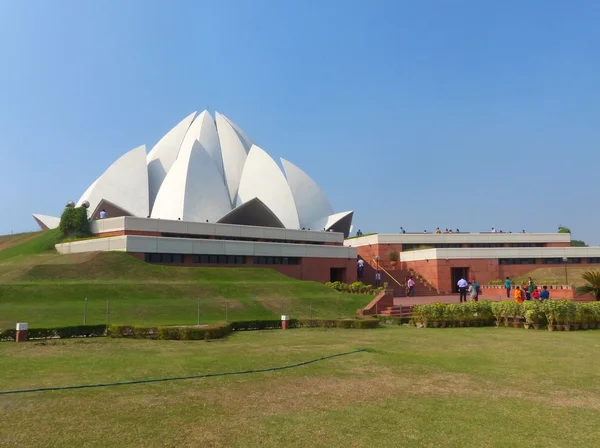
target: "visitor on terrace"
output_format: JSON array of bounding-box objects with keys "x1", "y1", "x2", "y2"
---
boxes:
[
  {"x1": 469, "y1": 280, "x2": 480, "y2": 302},
  {"x1": 407, "y1": 276, "x2": 416, "y2": 297},
  {"x1": 435, "y1": 227, "x2": 441, "y2": 234},
  {"x1": 505, "y1": 277, "x2": 512, "y2": 298},
  {"x1": 357, "y1": 258, "x2": 364, "y2": 278},
  {"x1": 99, "y1": 209, "x2": 107, "y2": 219},
  {"x1": 539, "y1": 285, "x2": 550, "y2": 301},
  {"x1": 527, "y1": 277, "x2": 535, "y2": 300},
  {"x1": 457, "y1": 277, "x2": 468, "y2": 303},
  {"x1": 514, "y1": 286, "x2": 524, "y2": 304},
  {"x1": 400, "y1": 226, "x2": 406, "y2": 234}
]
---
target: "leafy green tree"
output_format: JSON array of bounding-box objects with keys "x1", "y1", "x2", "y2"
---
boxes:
[
  {"x1": 557, "y1": 225, "x2": 586, "y2": 246},
  {"x1": 59, "y1": 206, "x2": 90, "y2": 237},
  {"x1": 575, "y1": 270, "x2": 600, "y2": 301}
]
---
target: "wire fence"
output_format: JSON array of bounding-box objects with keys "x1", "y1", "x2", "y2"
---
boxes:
[{"x1": 2, "y1": 296, "x2": 365, "y2": 329}]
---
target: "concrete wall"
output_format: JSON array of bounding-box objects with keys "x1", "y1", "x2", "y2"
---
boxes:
[
  {"x1": 91, "y1": 216, "x2": 344, "y2": 245},
  {"x1": 130, "y1": 253, "x2": 357, "y2": 283},
  {"x1": 345, "y1": 232, "x2": 571, "y2": 247}
]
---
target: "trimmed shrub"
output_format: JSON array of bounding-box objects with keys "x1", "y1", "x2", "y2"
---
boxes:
[
  {"x1": 59, "y1": 206, "x2": 90, "y2": 237},
  {"x1": 109, "y1": 323, "x2": 232, "y2": 340},
  {"x1": 230, "y1": 320, "x2": 284, "y2": 331},
  {"x1": 0, "y1": 329, "x2": 17, "y2": 342}
]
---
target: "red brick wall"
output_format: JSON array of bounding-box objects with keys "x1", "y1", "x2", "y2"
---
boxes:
[{"x1": 131, "y1": 253, "x2": 356, "y2": 283}]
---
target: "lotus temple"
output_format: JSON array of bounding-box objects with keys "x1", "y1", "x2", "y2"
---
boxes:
[
  {"x1": 33, "y1": 111, "x2": 357, "y2": 283},
  {"x1": 32, "y1": 108, "x2": 600, "y2": 293}
]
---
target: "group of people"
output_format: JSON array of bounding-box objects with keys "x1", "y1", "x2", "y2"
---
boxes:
[
  {"x1": 435, "y1": 227, "x2": 460, "y2": 234},
  {"x1": 457, "y1": 277, "x2": 480, "y2": 302},
  {"x1": 506, "y1": 277, "x2": 550, "y2": 303}
]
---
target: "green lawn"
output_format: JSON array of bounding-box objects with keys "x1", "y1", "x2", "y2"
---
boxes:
[
  {"x1": 0, "y1": 231, "x2": 372, "y2": 329},
  {"x1": 1, "y1": 326, "x2": 599, "y2": 447}
]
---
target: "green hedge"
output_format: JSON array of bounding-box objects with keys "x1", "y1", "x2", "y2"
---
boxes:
[
  {"x1": 373, "y1": 315, "x2": 412, "y2": 325},
  {"x1": 108, "y1": 323, "x2": 232, "y2": 340},
  {"x1": 230, "y1": 318, "x2": 379, "y2": 330},
  {"x1": 0, "y1": 329, "x2": 17, "y2": 342},
  {"x1": 0, "y1": 325, "x2": 106, "y2": 341},
  {"x1": 59, "y1": 205, "x2": 90, "y2": 236}
]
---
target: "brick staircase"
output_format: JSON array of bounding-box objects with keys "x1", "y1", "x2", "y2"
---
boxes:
[
  {"x1": 359, "y1": 259, "x2": 439, "y2": 297},
  {"x1": 379, "y1": 303, "x2": 414, "y2": 318}
]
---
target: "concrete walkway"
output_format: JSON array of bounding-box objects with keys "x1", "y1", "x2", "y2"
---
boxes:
[{"x1": 393, "y1": 295, "x2": 505, "y2": 306}]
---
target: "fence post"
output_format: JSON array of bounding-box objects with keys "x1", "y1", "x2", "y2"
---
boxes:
[
  {"x1": 280, "y1": 298, "x2": 283, "y2": 316},
  {"x1": 376, "y1": 301, "x2": 378, "y2": 315},
  {"x1": 225, "y1": 301, "x2": 229, "y2": 322},
  {"x1": 105, "y1": 301, "x2": 110, "y2": 334},
  {"x1": 309, "y1": 302, "x2": 312, "y2": 319},
  {"x1": 84, "y1": 297, "x2": 88, "y2": 325},
  {"x1": 197, "y1": 298, "x2": 200, "y2": 326}
]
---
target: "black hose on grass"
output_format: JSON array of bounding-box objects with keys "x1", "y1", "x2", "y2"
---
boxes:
[{"x1": 0, "y1": 348, "x2": 367, "y2": 396}]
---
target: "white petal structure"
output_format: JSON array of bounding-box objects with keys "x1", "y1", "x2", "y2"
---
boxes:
[
  {"x1": 77, "y1": 145, "x2": 149, "y2": 219},
  {"x1": 177, "y1": 111, "x2": 224, "y2": 178},
  {"x1": 281, "y1": 158, "x2": 334, "y2": 229},
  {"x1": 215, "y1": 112, "x2": 250, "y2": 203},
  {"x1": 309, "y1": 211, "x2": 354, "y2": 236},
  {"x1": 147, "y1": 112, "x2": 196, "y2": 209},
  {"x1": 236, "y1": 145, "x2": 300, "y2": 229},
  {"x1": 32, "y1": 214, "x2": 60, "y2": 230},
  {"x1": 43, "y1": 109, "x2": 352, "y2": 236},
  {"x1": 151, "y1": 141, "x2": 231, "y2": 222}
]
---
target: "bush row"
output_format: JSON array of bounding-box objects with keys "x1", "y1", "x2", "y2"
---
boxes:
[
  {"x1": 108, "y1": 323, "x2": 232, "y2": 340},
  {"x1": 0, "y1": 325, "x2": 106, "y2": 341},
  {"x1": 413, "y1": 301, "x2": 495, "y2": 327},
  {"x1": 325, "y1": 281, "x2": 385, "y2": 294},
  {"x1": 491, "y1": 300, "x2": 600, "y2": 330},
  {"x1": 373, "y1": 315, "x2": 412, "y2": 325},
  {"x1": 1, "y1": 318, "x2": 380, "y2": 342},
  {"x1": 412, "y1": 300, "x2": 600, "y2": 330},
  {"x1": 231, "y1": 318, "x2": 380, "y2": 330}
]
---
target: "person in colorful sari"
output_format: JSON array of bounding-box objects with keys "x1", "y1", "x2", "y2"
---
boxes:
[{"x1": 514, "y1": 285, "x2": 524, "y2": 304}]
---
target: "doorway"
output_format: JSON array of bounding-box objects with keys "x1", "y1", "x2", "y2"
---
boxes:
[
  {"x1": 330, "y1": 268, "x2": 346, "y2": 283},
  {"x1": 451, "y1": 267, "x2": 469, "y2": 293}
]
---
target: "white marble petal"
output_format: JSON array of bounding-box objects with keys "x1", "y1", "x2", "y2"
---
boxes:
[
  {"x1": 308, "y1": 210, "x2": 354, "y2": 237},
  {"x1": 281, "y1": 158, "x2": 334, "y2": 229},
  {"x1": 215, "y1": 112, "x2": 249, "y2": 203},
  {"x1": 32, "y1": 214, "x2": 60, "y2": 230},
  {"x1": 151, "y1": 141, "x2": 231, "y2": 222},
  {"x1": 236, "y1": 145, "x2": 300, "y2": 229},
  {"x1": 220, "y1": 113, "x2": 253, "y2": 151},
  {"x1": 147, "y1": 112, "x2": 196, "y2": 210},
  {"x1": 77, "y1": 145, "x2": 149, "y2": 219},
  {"x1": 177, "y1": 111, "x2": 224, "y2": 179}
]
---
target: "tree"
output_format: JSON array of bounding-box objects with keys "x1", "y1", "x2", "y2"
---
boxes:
[
  {"x1": 575, "y1": 270, "x2": 600, "y2": 301},
  {"x1": 557, "y1": 225, "x2": 586, "y2": 246},
  {"x1": 557, "y1": 225, "x2": 571, "y2": 234}
]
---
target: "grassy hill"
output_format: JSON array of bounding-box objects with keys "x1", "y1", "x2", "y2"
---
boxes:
[
  {"x1": 0, "y1": 230, "x2": 372, "y2": 329},
  {"x1": 512, "y1": 266, "x2": 599, "y2": 287}
]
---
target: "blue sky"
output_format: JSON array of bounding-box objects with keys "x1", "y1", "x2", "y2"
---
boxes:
[{"x1": 1, "y1": 0, "x2": 599, "y2": 242}]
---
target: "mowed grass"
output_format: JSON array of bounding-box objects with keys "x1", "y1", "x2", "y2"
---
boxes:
[
  {"x1": 513, "y1": 266, "x2": 598, "y2": 287},
  {"x1": 0, "y1": 231, "x2": 371, "y2": 328},
  {"x1": 1, "y1": 326, "x2": 599, "y2": 447}
]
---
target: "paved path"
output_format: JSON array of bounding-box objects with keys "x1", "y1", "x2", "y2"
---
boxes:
[{"x1": 393, "y1": 295, "x2": 505, "y2": 306}]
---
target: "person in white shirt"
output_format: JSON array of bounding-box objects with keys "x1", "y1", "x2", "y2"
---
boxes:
[
  {"x1": 375, "y1": 270, "x2": 381, "y2": 288},
  {"x1": 457, "y1": 277, "x2": 468, "y2": 302},
  {"x1": 407, "y1": 277, "x2": 416, "y2": 297},
  {"x1": 492, "y1": 227, "x2": 497, "y2": 233},
  {"x1": 99, "y1": 209, "x2": 108, "y2": 219},
  {"x1": 357, "y1": 259, "x2": 365, "y2": 278}
]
